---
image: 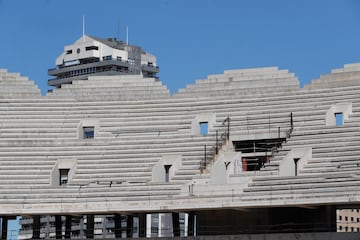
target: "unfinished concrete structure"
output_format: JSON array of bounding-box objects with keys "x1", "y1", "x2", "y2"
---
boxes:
[{"x1": 1, "y1": 51, "x2": 360, "y2": 239}]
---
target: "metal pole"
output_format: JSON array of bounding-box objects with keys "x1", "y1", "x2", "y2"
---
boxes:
[
  {"x1": 216, "y1": 130, "x2": 218, "y2": 154},
  {"x1": 278, "y1": 126, "x2": 280, "y2": 140},
  {"x1": 227, "y1": 116, "x2": 230, "y2": 140},
  {"x1": 204, "y1": 144, "x2": 207, "y2": 169}
]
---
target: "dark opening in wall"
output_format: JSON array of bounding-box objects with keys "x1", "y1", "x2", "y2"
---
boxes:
[
  {"x1": 59, "y1": 169, "x2": 70, "y2": 185},
  {"x1": 164, "y1": 165, "x2": 172, "y2": 182},
  {"x1": 233, "y1": 138, "x2": 286, "y2": 171},
  {"x1": 85, "y1": 46, "x2": 99, "y2": 51},
  {"x1": 83, "y1": 127, "x2": 95, "y2": 139}
]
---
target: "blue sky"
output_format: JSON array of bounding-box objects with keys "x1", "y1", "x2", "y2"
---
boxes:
[{"x1": 1, "y1": 0, "x2": 360, "y2": 95}]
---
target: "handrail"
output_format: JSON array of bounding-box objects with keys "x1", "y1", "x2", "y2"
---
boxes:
[
  {"x1": 200, "y1": 112, "x2": 294, "y2": 173},
  {"x1": 200, "y1": 116, "x2": 230, "y2": 173}
]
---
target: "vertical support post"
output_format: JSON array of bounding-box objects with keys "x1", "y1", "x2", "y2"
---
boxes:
[
  {"x1": 1, "y1": 217, "x2": 8, "y2": 240},
  {"x1": 138, "y1": 213, "x2": 146, "y2": 238},
  {"x1": 290, "y1": 112, "x2": 293, "y2": 131},
  {"x1": 215, "y1": 130, "x2": 218, "y2": 154},
  {"x1": 227, "y1": 116, "x2": 230, "y2": 140},
  {"x1": 172, "y1": 213, "x2": 180, "y2": 237},
  {"x1": 32, "y1": 216, "x2": 40, "y2": 239},
  {"x1": 126, "y1": 215, "x2": 133, "y2": 238},
  {"x1": 55, "y1": 215, "x2": 62, "y2": 239},
  {"x1": 204, "y1": 144, "x2": 207, "y2": 169},
  {"x1": 188, "y1": 212, "x2": 195, "y2": 237},
  {"x1": 114, "y1": 214, "x2": 122, "y2": 238},
  {"x1": 86, "y1": 215, "x2": 94, "y2": 239},
  {"x1": 65, "y1": 215, "x2": 72, "y2": 239},
  {"x1": 44, "y1": 216, "x2": 51, "y2": 239},
  {"x1": 278, "y1": 126, "x2": 280, "y2": 140},
  {"x1": 79, "y1": 216, "x2": 85, "y2": 239}
]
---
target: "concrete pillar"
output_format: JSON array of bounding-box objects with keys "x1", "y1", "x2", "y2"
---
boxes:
[
  {"x1": 86, "y1": 215, "x2": 94, "y2": 239},
  {"x1": 101, "y1": 216, "x2": 108, "y2": 238},
  {"x1": 79, "y1": 216, "x2": 85, "y2": 239},
  {"x1": 44, "y1": 216, "x2": 51, "y2": 239},
  {"x1": 188, "y1": 212, "x2": 195, "y2": 236},
  {"x1": 114, "y1": 214, "x2": 122, "y2": 238},
  {"x1": 126, "y1": 215, "x2": 133, "y2": 238},
  {"x1": 1, "y1": 217, "x2": 8, "y2": 240},
  {"x1": 172, "y1": 213, "x2": 180, "y2": 236},
  {"x1": 32, "y1": 216, "x2": 40, "y2": 239},
  {"x1": 65, "y1": 215, "x2": 72, "y2": 239},
  {"x1": 55, "y1": 215, "x2": 62, "y2": 239}
]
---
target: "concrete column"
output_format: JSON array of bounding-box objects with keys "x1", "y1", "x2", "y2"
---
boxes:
[
  {"x1": 188, "y1": 212, "x2": 195, "y2": 236},
  {"x1": 1, "y1": 217, "x2": 8, "y2": 240},
  {"x1": 138, "y1": 213, "x2": 146, "y2": 238},
  {"x1": 32, "y1": 216, "x2": 40, "y2": 239},
  {"x1": 114, "y1": 214, "x2": 122, "y2": 238},
  {"x1": 79, "y1": 216, "x2": 85, "y2": 239},
  {"x1": 55, "y1": 215, "x2": 62, "y2": 239},
  {"x1": 172, "y1": 212, "x2": 180, "y2": 236},
  {"x1": 64, "y1": 215, "x2": 72, "y2": 239},
  {"x1": 102, "y1": 216, "x2": 108, "y2": 238},
  {"x1": 126, "y1": 215, "x2": 133, "y2": 238},
  {"x1": 44, "y1": 216, "x2": 51, "y2": 239},
  {"x1": 86, "y1": 215, "x2": 94, "y2": 239}
]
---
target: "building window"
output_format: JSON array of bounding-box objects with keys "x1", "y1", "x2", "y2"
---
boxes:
[
  {"x1": 59, "y1": 169, "x2": 70, "y2": 185},
  {"x1": 293, "y1": 158, "x2": 300, "y2": 176},
  {"x1": 335, "y1": 113, "x2": 343, "y2": 126},
  {"x1": 164, "y1": 165, "x2": 172, "y2": 182},
  {"x1": 339, "y1": 215, "x2": 342, "y2": 220},
  {"x1": 66, "y1": 50, "x2": 72, "y2": 54},
  {"x1": 85, "y1": 46, "x2": 99, "y2": 51},
  {"x1": 103, "y1": 55, "x2": 112, "y2": 61},
  {"x1": 83, "y1": 127, "x2": 95, "y2": 139},
  {"x1": 199, "y1": 122, "x2": 208, "y2": 136}
]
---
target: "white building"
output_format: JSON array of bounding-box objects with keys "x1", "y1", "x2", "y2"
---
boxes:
[{"x1": 48, "y1": 35, "x2": 159, "y2": 88}]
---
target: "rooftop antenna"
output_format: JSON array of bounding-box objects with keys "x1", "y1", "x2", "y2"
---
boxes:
[
  {"x1": 126, "y1": 25, "x2": 129, "y2": 45},
  {"x1": 82, "y1": 15, "x2": 85, "y2": 42}
]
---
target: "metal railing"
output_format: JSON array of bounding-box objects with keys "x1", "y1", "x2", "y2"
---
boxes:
[
  {"x1": 200, "y1": 117, "x2": 230, "y2": 172},
  {"x1": 200, "y1": 112, "x2": 294, "y2": 173}
]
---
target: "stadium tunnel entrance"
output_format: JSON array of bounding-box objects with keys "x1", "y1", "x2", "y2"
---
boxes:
[{"x1": 195, "y1": 206, "x2": 336, "y2": 235}]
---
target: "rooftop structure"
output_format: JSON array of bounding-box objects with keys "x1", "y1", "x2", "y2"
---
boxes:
[
  {"x1": 48, "y1": 35, "x2": 159, "y2": 88},
  {"x1": 1, "y1": 55, "x2": 360, "y2": 238}
]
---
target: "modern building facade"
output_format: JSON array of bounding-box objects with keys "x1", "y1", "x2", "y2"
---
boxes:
[
  {"x1": 48, "y1": 35, "x2": 159, "y2": 88},
  {"x1": 0, "y1": 36, "x2": 360, "y2": 239}
]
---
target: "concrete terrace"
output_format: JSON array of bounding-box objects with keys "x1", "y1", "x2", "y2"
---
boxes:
[{"x1": 0, "y1": 63, "x2": 360, "y2": 237}]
